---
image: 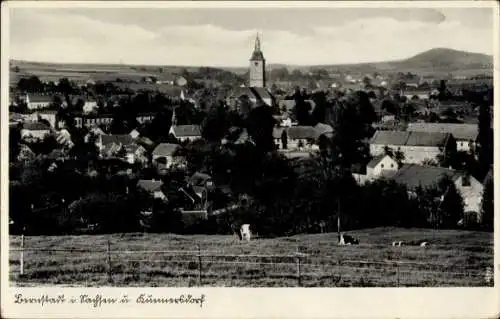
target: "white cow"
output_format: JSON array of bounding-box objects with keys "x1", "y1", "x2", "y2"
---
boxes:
[{"x1": 240, "y1": 224, "x2": 252, "y2": 241}]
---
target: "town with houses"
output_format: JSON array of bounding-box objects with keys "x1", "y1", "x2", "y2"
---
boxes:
[{"x1": 8, "y1": 33, "x2": 494, "y2": 244}]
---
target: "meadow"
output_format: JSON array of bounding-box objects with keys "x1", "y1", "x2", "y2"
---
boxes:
[{"x1": 9, "y1": 227, "x2": 494, "y2": 287}]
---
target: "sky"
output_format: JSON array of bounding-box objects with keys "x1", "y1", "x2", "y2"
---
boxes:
[{"x1": 8, "y1": 6, "x2": 495, "y2": 67}]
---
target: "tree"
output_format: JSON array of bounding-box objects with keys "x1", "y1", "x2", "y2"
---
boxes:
[
  {"x1": 481, "y1": 178, "x2": 493, "y2": 231},
  {"x1": 478, "y1": 104, "x2": 493, "y2": 177},
  {"x1": 246, "y1": 105, "x2": 276, "y2": 153},
  {"x1": 201, "y1": 102, "x2": 230, "y2": 143},
  {"x1": 9, "y1": 123, "x2": 22, "y2": 161},
  {"x1": 436, "y1": 176, "x2": 464, "y2": 229},
  {"x1": 394, "y1": 149, "x2": 405, "y2": 168}
]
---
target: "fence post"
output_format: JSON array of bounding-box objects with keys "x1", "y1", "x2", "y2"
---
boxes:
[
  {"x1": 20, "y1": 234, "x2": 25, "y2": 276},
  {"x1": 396, "y1": 261, "x2": 400, "y2": 287},
  {"x1": 107, "y1": 238, "x2": 112, "y2": 283},
  {"x1": 197, "y1": 244, "x2": 202, "y2": 286},
  {"x1": 296, "y1": 247, "x2": 302, "y2": 287}
]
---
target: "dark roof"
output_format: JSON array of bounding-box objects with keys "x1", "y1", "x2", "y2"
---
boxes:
[
  {"x1": 172, "y1": 125, "x2": 201, "y2": 137},
  {"x1": 370, "y1": 130, "x2": 450, "y2": 147},
  {"x1": 152, "y1": 143, "x2": 179, "y2": 156},
  {"x1": 137, "y1": 179, "x2": 163, "y2": 193},
  {"x1": 407, "y1": 123, "x2": 478, "y2": 141},
  {"x1": 23, "y1": 122, "x2": 50, "y2": 131},
  {"x1": 286, "y1": 126, "x2": 318, "y2": 140},
  {"x1": 250, "y1": 87, "x2": 272, "y2": 101},
  {"x1": 367, "y1": 154, "x2": 391, "y2": 168},
  {"x1": 28, "y1": 94, "x2": 52, "y2": 103},
  {"x1": 250, "y1": 49, "x2": 265, "y2": 61},
  {"x1": 313, "y1": 123, "x2": 334, "y2": 136},
  {"x1": 390, "y1": 164, "x2": 461, "y2": 190},
  {"x1": 101, "y1": 134, "x2": 135, "y2": 146}
]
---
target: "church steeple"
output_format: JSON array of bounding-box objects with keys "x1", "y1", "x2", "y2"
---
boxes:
[
  {"x1": 254, "y1": 33, "x2": 261, "y2": 52},
  {"x1": 250, "y1": 32, "x2": 265, "y2": 61},
  {"x1": 249, "y1": 32, "x2": 266, "y2": 87}
]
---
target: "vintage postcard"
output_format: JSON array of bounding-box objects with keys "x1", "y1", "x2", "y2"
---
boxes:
[{"x1": 1, "y1": 1, "x2": 498, "y2": 318}]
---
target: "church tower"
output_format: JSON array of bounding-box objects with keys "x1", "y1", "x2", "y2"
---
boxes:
[{"x1": 249, "y1": 33, "x2": 266, "y2": 88}]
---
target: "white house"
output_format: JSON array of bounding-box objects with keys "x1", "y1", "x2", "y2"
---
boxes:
[
  {"x1": 169, "y1": 125, "x2": 202, "y2": 143},
  {"x1": 26, "y1": 94, "x2": 52, "y2": 110},
  {"x1": 406, "y1": 123, "x2": 478, "y2": 153},
  {"x1": 21, "y1": 122, "x2": 51, "y2": 140},
  {"x1": 390, "y1": 164, "x2": 484, "y2": 223},
  {"x1": 369, "y1": 130, "x2": 455, "y2": 165},
  {"x1": 151, "y1": 143, "x2": 184, "y2": 171},
  {"x1": 366, "y1": 154, "x2": 399, "y2": 179}
]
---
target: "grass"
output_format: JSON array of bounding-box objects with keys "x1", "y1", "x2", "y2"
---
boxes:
[{"x1": 8, "y1": 227, "x2": 493, "y2": 287}]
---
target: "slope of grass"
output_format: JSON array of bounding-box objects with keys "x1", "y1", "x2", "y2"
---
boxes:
[{"x1": 9, "y1": 228, "x2": 493, "y2": 287}]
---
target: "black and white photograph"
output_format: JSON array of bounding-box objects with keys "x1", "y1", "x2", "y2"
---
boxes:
[{"x1": 3, "y1": 1, "x2": 496, "y2": 294}]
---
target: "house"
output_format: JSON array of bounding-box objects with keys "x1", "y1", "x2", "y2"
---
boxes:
[
  {"x1": 369, "y1": 130, "x2": 455, "y2": 165},
  {"x1": 228, "y1": 87, "x2": 275, "y2": 111},
  {"x1": 274, "y1": 123, "x2": 333, "y2": 151},
  {"x1": 21, "y1": 122, "x2": 51, "y2": 140},
  {"x1": 400, "y1": 89, "x2": 430, "y2": 100},
  {"x1": 389, "y1": 164, "x2": 484, "y2": 222},
  {"x1": 74, "y1": 114, "x2": 113, "y2": 128},
  {"x1": 169, "y1": 125, "x2": 202, "y2": 142},
  {"x1": 366, "y1": 154, "x2": 399, "y2": 179},
  {"x1": 98, "y1": 134, "x2": 147, "y2": 164},
  {"x1": 26, "y1": 94, "x2": 52, "y2": 110},
  {"x1": 136, "y1": 113, "x2": 156, "y2": 125},
  {"x1": 137, "y1": 179, "x2": 167, "y2": 200},
  {"x1": 151, "y1": 143, "x2": 183, "y2": 170},
  {"x1": 23, "y1": 110, "x2": 58, "y2": 128},
  {"x1": 69, "y1": 95, "x2": 98, "y2": 114},
  {"x1": 276, "y1": 126, "x2": 317, "y2": 151},
  {"x1": 129, "y1": 129, "x2": 141, "y2": 139},
  {"x1": 407, "y1": 123, "x2": 478, "y2": 152}
]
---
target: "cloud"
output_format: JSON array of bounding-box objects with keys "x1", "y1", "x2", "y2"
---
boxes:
[{"x1": 9, "y1": 8, "x2": 493, "y2": 66}]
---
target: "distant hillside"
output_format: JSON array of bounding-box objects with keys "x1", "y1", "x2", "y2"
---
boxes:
[{"x1": 308, "y1": 48, "x2": 493, "y2": 75}]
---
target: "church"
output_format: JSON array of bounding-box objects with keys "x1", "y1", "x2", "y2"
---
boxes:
[{"x1": 226, "y1": 34, "x2": 275, "y2": 113}]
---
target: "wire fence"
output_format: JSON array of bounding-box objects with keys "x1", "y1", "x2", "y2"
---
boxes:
[{"x1": 9, "y1": 235, "x2": 494, "y2": 287}]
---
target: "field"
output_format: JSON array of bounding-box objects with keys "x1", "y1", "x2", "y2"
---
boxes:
[{"x1": 9, "y1": 228, "x2": 494, "y2": 287}]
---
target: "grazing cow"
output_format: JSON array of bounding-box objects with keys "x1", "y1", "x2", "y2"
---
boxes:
[
  {"x1": 240, "y1": 224, "x2": 252, "y2": 241},
  {"x1": 392, "y1": 241, "x2": 404, "y2": 247},
  {"x1": 338, "y1": 233, "x2": 359, "y2": 245}
]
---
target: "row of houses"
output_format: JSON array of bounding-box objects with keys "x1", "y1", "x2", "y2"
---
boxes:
[{"x1": 369, "y1": 122, "x2": 479, "y2": 163}]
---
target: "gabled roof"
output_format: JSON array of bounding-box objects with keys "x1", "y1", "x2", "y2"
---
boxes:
[
  {"x1": 172, "y1": 125, "x2": 201, "y2": 137},
  {"x1": 101, "y1": 134, "x2": 134, "y2": 146},
  {"x1": 22, "y1": 122, "x2": 50, "y2": 131},
  {"x1": 367, "y1": 154, "x2": 393, "y2": 168},
  {"x1": 250, "y1": 87, "x2": 272, "y2": 101},
  {"x1": 407, "y1": 123, "x2": 478, "y2": 141},
  {"x1": 390, "y1": 164, "x2": 461, "y2": 190},
  {"x1": 152, "y1": 143, "x2": 180, "y2": 157},
  {"x1": 313, "y1": 123, "x2": 334, "y2": 136},
  {"x1": 370, "y1": 130, "x2": 450, "y2": 147},
  {"x1": 137, "y1": 179, "x2": 164, "y2": 193}
]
